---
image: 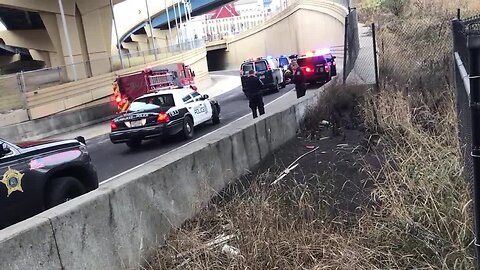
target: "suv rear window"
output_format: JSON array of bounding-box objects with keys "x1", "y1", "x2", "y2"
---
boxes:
[
  {"x1": 242, "y1": 63, "x2": 254, "y2": 73},
  {"x1": 297, "y1": 56, "x2": 326, "y2": 67},
  {"x1": 129, "y1": 94, "x2": 175, "y2": 112},
  {"x1": 279, "y1": 57, "x2": 289, "y2": 66},
  {"x1": 255, "y1": 61, "x2": 268, "y2": 71}
]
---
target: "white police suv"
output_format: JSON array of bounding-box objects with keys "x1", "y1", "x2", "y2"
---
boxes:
[{"x1": 109, "y1": 88, "x2": 220, "y2": 149}]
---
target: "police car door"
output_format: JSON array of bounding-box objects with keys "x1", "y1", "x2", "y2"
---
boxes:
[
  {"x1": 0, "y1": 140, "x2": 29, "y2": 206},
  {"x1": 190, "y1": 91, "x2": 212, "y2": 124}
]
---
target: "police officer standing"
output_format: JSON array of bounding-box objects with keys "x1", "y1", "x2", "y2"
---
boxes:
[
  {"x1": 291, "y1": 61, "x2": 306, "y2": 99},
  {"x1": 244, "y1": 70, "x2": 265, "y2": 119}
]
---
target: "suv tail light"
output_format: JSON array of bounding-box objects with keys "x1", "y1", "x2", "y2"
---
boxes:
[
  {"x1": 267, "y1": 64, "x2": 271, "y2": 70},
  {"x1": 324, "y1": 63, "x2": 330, "y2": 72},
  {"x1": 305, "y1": 67, "x2": 313, "y2": 73},
  {"x1": 240, "y1": 70, "x2": 244, "y2": 76},
  {"x1": 111, "y1": 120, "x2": 118, "y2": 130},
  {"x1": 157, "y1": 112, "x2": 170, "y2": 123}
]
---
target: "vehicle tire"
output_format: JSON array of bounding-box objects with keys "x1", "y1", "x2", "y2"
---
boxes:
[
  {"x1": 126, "y1": 139, "x2": 142, "y2": 150},
  {"x1": 45, "y1": 177, "x2": 86, "y2": 209},
  {"x1": 212, "y1": 105, "x2": 220, "y2": 125},
  {"x1": 182, "y1": 116, "x2": 194, "y2": 139},
  {"x1": 272, "y1": 79, "x2": 280, "y2": 93}
]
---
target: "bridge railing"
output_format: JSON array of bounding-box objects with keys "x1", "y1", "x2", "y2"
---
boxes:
[{"x1": 0, "y1": 39, "x2": 205, "y2": 113}]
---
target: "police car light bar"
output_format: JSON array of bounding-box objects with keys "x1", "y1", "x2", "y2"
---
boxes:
[{"x1": 315, "y1": 48, "x2": 331, "y2": 55}]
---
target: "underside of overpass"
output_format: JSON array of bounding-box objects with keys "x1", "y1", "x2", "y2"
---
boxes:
[
  {"x1": 120, "y1": 0, "x2": 235, "y2": 55},
  {"x1": 0, "y1": 0, "x2": 125, "y2": 79}
]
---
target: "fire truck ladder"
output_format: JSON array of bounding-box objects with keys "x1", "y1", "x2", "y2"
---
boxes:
[{"x1": 148, "y1": 73, "x2": 176, "y2": 91}]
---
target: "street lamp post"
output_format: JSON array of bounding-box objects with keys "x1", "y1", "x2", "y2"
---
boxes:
[
  {"x1": 172, "y1": 0, "x2": 180, "y2": 45},
  {"x1": 165, "y1": 0, "x2": 173, "y2": 47},
  {"x1": 109, "y1": 0, "x2": 124, "y2": 69},
  {"x1": 57, "y1": 0, "x2": 77, "y2": 81},
  {"x1": 145, "y1": 0, "x2": 158, "y2": 60},
  {"x1": 177, "y1": 0, "x2": 184, "y2": 44}
]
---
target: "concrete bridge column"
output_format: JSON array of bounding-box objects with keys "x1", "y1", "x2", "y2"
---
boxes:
[
  {"x1": 40, "y1": 11, "x2": 89, "y2": 81},
  {"x1": 152, "y1": 29, "x2": 170, "y2": 48},
  {"x1": 79, "y1": 5, "x2": 113, "y2": 76}
]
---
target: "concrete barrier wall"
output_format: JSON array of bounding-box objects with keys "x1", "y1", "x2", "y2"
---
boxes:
[
  {"x1": 0, "y1": 76, "x2": 335, "y2": 269},
  {"x1": 0, "y1": 100, "x2": 117, "y2": 142},
  {"x1": 224, "y1": 1, "x2": 348, "y2": 69}
]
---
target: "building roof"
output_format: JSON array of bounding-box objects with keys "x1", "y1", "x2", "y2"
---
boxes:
[{"x1": 208, "y1": 3, "x2": 239, "y2": 19}]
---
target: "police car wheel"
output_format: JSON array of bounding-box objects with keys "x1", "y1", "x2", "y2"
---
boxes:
[
  {"x1": 182, "y1": 116, "x2": 194, "y2": 139},
  {"x1": 45, "y1": 177, "x2": 86, "y2": 209},
  {"x1": 273, "y1": 82, "x2": 280, "y2": 93},
  {"x1": 126, "y1": 139, "x2": 142, "y2": 150},
  {"x1": 212, "y1": 105, "x2": 220, "y2": 125}
]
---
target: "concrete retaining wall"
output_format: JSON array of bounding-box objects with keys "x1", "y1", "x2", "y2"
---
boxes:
[
  {"x1": 0, "y1": 100, "x2": 117, "y2": 142},
  {"x1": 223, "y1": 1, "x2": 348, "y2": 69},
  {"x1": 0, "y1": 79, "x2": 334, "y2": 270}
]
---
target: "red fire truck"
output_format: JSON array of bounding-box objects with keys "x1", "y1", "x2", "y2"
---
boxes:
[{"x1": 113, "y1": 63, "x2": 197, "y2": 113}]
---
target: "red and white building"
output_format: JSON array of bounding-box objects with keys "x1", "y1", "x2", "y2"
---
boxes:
[{"x1": 181, "y1": 0, "x2": 289, "y2": 41}]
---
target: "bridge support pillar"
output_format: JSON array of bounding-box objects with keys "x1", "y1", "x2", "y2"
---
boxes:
[{"x1": 40, "y1": 2, "x2": 113, "y2": 81}]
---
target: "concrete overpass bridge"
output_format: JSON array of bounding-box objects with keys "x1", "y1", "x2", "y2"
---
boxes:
[{"x1": 0, "y1": 0, "x2": 350, "y2": 126}]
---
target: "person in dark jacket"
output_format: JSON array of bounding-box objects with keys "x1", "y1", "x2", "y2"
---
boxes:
[
  {"x1": 243, "y1": 70, "x2": 265, "y2": 119},
  {"x1": 291, "y1": 61, "x2": 306, "y2": 98}
]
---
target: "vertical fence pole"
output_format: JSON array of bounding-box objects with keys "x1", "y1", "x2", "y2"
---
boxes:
[
  {"x1": 468, "y1": 27, "x2": 480, "y2": 270},
  {"x1": 343, "y1": 14, "x2": 349, "y2": 84},
  {"x1": 372, "y1": 22, "x2": 379, "y2": 89}
]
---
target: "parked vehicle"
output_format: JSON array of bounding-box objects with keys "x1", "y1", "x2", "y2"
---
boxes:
[
  {"x1": 296, "y1": 51, "x2": 332, "y2": 84},
  {"x1": 240, "y1": 57, "x2": 285, "y2": 96},
  {"x1": 110, "y1": 88, "x2": 221, "y2": 149},
  {"x1": 0, "y1": 137, "x2": 98, "y2": 230}
]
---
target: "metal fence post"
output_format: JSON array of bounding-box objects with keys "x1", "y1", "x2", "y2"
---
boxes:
[
  {"x1": 468, "y1": 24, "x2": 480, "y2": 270},
  {"x1": 372, "y1": 22, "x2": 379, "y2": 89},
  {"x1": 343, "y1": 14, "x2": 348, "y2": 84}
]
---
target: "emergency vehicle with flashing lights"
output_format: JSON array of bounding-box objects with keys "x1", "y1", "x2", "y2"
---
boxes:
[
  {"x1": 0, "y1": 137, "x2": 98, "y2": 230},
  {"x1": 296, "y1": 49, "x2": 335, "y2": 84},
  {"x1": 240, "y1": 56, "x2": 286, "y2": 97},
  {"x1": 112, "y1": 63, "x2": 197, "y2": 113},
  {"x1": 315, "y1": 48, "x2": 337, "y2": 76},
  {"x1": 109, "y1": 88, "x2": 221, "y2": 149}
]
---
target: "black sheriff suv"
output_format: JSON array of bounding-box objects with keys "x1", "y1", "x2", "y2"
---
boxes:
[{"x1": 0, "y1": 137, "x2": 98, "y2": 230}]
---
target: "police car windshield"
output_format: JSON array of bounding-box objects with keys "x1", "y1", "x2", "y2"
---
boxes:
[
  {"x1": 297, "y1": 56, "x2": 326, "y2": 67},
  {"x1": 129, "y1": 94, "x2": 175, "y2": 112}
]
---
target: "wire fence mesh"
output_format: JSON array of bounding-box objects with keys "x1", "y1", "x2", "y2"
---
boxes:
[
  {"x1": 343, "y1": 8, "x2": 360, "y2": 82},
  {"x1": 453, "y1": 14, "x2": 480, "y2": 196},
  {"x1": 376, "y1": 16, "x2": 453, "y2": 92}
]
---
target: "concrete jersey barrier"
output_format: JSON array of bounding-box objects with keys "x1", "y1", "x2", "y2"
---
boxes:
[{"x1": 0, "y1": 76, "x2": 336, "y2": 269}]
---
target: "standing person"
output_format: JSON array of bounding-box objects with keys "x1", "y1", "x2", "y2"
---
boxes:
[
  {"x1": 291, "y1": 61, "x2": 306, "y2": 99},
  {"x1": 244, "y1": 70, "x2": 265, "y2": 119}
]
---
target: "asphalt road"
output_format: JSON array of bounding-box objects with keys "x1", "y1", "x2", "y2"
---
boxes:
[{"x1": 87, "y1": 74, "x2": 296, "y2": 182}]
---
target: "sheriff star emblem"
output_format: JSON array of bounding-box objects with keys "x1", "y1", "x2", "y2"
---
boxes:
[{"x1": 1, "y1": 168, "x2": 24, "y2": 197}]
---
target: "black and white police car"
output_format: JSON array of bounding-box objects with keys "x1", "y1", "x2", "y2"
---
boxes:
[{"x1": 109, "y1": 88, "x2": 220, "y2": 149}]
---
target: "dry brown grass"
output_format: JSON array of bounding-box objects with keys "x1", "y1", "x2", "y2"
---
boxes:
[{"x1": 144, "y1": 1, "x2": 477, "y2": 269}]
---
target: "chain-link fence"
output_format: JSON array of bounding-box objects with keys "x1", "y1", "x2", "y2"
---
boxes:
[
  {"x1": 0, "y1": 74, "x2": 26, "y2": 114},
  {"x1": 376, "y1": 15, "x2": 453, "y2": 92},
  {"x1": 452, "y1": 13, "x2": 480, "y2": 265},
  {"x1": 343, "y1": 8, "x2": 360, "y2": 82}
]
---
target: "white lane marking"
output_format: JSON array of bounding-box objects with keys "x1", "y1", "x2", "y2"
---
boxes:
[{"x1": 100, "y1": 91, "x2": 292, "y2": 185}]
